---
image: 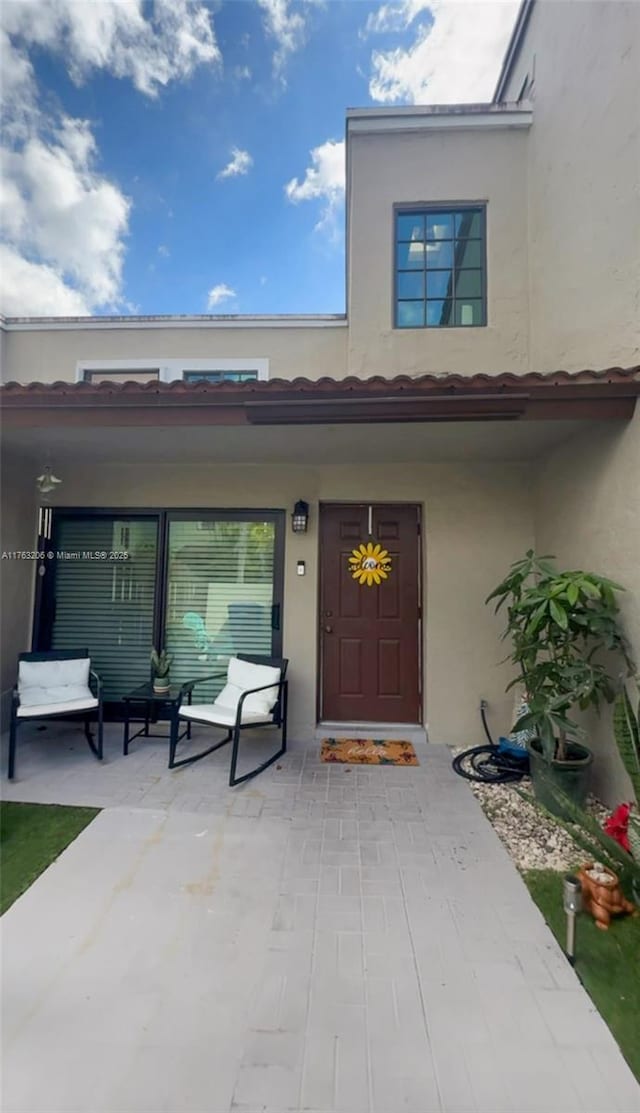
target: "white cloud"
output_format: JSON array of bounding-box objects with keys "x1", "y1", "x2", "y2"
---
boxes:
[
  {"x1": 367, "y1": 0, "x2": 520, "y2": 105},
  {"x1": 207, "y1": 283, "x2": 236, "y2": 309},
  {"x1": 1, "y1": 118, "x2": 130, "y2": 305},
  {"x1": 157, "y1": 244, "x2": 170, "y2": 257},
  {"x1": 257, "y1": 0, "x2": 309, "y2": 78},
  {"x1": 1, "y1": 0, "x2": 220, "y2": 99},
  {"x1": 0, "y1": 244, "x2": 91, "y2": 315},
  {"x1": 0, "y1": 117, "x2": 130, "y2": 315},
  {"x1": 0, "y1": 0, "x2": 220, "y2": 315},
  {"x1": 217, "y1": 147, "x2": 253, "y2": 180},
  {"x1": 0, "y1": 28, "x2": 38, "y2": 136},
  {"x1": 365, "y1": 0, "x2": 432, "y2": 34},
  {"x1": 285, "y1": 138, "x2": 345, "y2": 236},
  {"x1": 233, "y1": 65, "x2": 252, "y2": 81}
]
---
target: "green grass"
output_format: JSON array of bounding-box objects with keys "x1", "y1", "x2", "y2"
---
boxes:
[
  {"x1": 0, "y1": 801, "x2": 99, "y2": 915},
  {"x1": 523, "y1": 868, "x2": 640, "y2": 1082}
]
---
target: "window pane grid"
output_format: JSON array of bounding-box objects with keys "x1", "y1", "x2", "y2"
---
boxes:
[
  {"x1": 395, "y1": 208, "x2": 485, "y2": 328},
  {"x1": 183, "y1": 370, "x2": 258, "y2": 383}
]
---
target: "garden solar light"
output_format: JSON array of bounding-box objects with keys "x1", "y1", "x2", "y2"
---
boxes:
[{"x1": 563, "y1": 874, "x2": 583, "y2": 964}]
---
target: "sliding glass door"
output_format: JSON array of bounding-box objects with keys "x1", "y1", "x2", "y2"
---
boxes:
[
  {"x1": 164, "y1": 514, "x2": 282, "y2": 700},
  {"x1": 46, "y1": 514, "x2": 159, "y2": 700},
  {"x1": 36, "y1": 509, "x2": 285, "y2": 708}
]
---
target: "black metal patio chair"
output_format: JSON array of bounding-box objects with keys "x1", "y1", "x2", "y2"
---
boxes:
[
  {"x1": 169, "y1": 653, "x2": 288, "y2": 787},
  {"x1": 8, "y1": 649, "x2": 104, "y2": 779}
]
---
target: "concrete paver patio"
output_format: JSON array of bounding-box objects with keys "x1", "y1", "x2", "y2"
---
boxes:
[{"x1": 2, "y1": 722, "x2": 639, "y2": 1113}]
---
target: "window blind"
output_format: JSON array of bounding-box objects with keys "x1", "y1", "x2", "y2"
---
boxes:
[
  {"x1": 165, "y1": 518, "x2": 276, "y2": 700},
  {"x1": 50, "y1": 517, "x2": 158, "y2": 700}
]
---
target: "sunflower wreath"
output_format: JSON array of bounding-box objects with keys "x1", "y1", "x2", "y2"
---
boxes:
[{"x1": 348, "y1": 541, "x2": 392, "y2": 586}]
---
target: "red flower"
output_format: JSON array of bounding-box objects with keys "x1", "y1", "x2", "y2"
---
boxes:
[{"x1": 604, "y1": 802, "x2": 632, "y2": 853}]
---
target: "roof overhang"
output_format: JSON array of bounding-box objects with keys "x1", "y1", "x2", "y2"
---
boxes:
[
  {"x1": 0, "y1": 313, "x2": 347, "y2": 332},
  {"x1": 346, "y1": 102, "x2": 532, "y2": 136},
  {"x1": 2, "y1": 369, "x2": 638, "y2": 429}
]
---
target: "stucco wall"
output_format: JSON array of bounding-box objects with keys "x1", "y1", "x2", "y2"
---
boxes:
[
  {"x1": 19, "y1": 461, "x2": 534, "y2": 746},
  {"x1": 347, "y1": 126, "x2": 530, "y2": 376},
  {"x1": 534, "y1": 406, "x2": 640, "y2": 805},
  {"x1": 0, "y1": 452, "x2": 39, "y2": 723},
  {"x1": 501, "y1": 0, "x2": 640, "y2": 371},
  {"x1": 0, "y1": 323, "x2": 348, "y2": 385},
  {"x1": 3, "y1": 2, "x2": 638, "y2": 384}
]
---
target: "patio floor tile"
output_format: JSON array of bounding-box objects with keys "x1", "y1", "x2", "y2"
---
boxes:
[{"x1": 2, "y1": 726, "x2": 639, "y2": 1112}]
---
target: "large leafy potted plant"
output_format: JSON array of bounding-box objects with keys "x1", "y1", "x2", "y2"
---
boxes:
[{"x1": 487, "y1": 551, "x2": 633, "y2": 813}]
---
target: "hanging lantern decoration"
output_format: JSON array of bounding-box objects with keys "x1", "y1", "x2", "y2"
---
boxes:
[
  {"x1": 36, "y1": 465, "x2": 62, "y2": 498},
  {"x1": 348, "y1": 541, "x2": 392, "y2": 587}
]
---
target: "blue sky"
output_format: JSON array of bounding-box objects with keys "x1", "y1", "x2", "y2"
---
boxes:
[{"x1": 0, "y1": 1, "x2": 519, "y2": 317}]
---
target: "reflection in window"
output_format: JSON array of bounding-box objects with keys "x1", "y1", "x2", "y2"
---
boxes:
[
  {"x1": 183, "y1": 370, "x2": 259, "y2": 383},
  {"x1": 395, "y1": 206, "x2": 486, "y2": 329},
  {"x1": 165, "y1": 519, "x2": 276, "y2": 700}
]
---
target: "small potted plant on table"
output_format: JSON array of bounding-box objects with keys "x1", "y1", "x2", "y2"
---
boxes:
[
  {"x1": 150, "y1": 648, "x2": 172, "y2": 695},
  {"x1": 487, "y1": 550, "x2": 633, "y2": 814}
]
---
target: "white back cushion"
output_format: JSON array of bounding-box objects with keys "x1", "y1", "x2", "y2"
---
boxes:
[
  {"x1": 18, "y1": 657, "x2": 91, "y2": 708},
  {"x1": 19, "y1": 658, "x2": 90, "y2": 690},
  {"x1": 216, "y1": 657, "x2": 281, "y2": 717}
]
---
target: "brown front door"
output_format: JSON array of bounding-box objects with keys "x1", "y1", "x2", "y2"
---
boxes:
[{"x1": 319, "y1": 503, "x2": 421, "y2": 722}]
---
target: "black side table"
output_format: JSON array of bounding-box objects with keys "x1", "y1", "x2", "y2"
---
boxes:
[{"x1": 122, "y1": 682, "x2": 195, "y2": 760}]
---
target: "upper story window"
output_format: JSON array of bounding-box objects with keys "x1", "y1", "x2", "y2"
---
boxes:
[
  {"x1": 81, "y1": 367, "x2": 159, "y2": 384},
  {"x1": 183, "y1": 370, "x2": 258, "y2": 384},
  {"x1": 394, "y1": 205, "x2": 486, "y2": 329},
  {"x1": 77, "y1": 358, "x2": 268, "y2": 383}
]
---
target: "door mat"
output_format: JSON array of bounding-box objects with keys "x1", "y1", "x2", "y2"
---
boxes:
[{"x1": 320, "y1": 738, "x2": 419, "y2": 765}]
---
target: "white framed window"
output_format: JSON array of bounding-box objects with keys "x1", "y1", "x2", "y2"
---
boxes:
[
  {"x1": 77, "y1": 361, "x2": 160, "y2": 384},
  {"x1": 76, "y1": 358, "x2": 269, "y2": 384},
  {"x1": 169, "y1": 359, "x2": 269, "y2": 384}
]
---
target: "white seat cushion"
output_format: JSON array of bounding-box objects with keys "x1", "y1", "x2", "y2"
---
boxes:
[
  {"x1": 17, "y1": 696, "x2": 98, "y2": 719},
  {"x1": 215, "y1": 657, "x2": 281, "y2": 718},
  {"x1": 179, "y1": 702, "x2": 273, "y2": 727}
]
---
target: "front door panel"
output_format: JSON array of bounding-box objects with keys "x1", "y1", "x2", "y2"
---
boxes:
[{"x1": 320, "y1": 504, "x2": 421, "y2": 722}]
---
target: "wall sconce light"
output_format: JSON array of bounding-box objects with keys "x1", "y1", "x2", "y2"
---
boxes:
[{"x1": 291, "y1": 500, "x2": 309, "y2": 534}]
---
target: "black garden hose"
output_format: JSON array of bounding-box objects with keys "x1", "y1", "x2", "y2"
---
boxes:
[
  {"x1": 451, "y1": 744, "x2": 527, "y2": 784},
  {"x1": 451, "y1": 702, "x2": 529, "y2": 784},
  {"x1": 480, "y1": 700, "x2": 494, "y2": 746}
]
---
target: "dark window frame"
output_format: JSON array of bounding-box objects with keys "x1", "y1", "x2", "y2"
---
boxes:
[
  {"x1": 33, "y1": 506, "x2": 286, "y2": 713},
  {"x1": 182, "y1": 370, "x2": 260, "y2": 384},
  {"x1": 393, "y1": 203, "x2": 487, "y2": 330}
]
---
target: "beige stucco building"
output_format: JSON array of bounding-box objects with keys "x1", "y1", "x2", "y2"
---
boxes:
[{"x1": 1, "y1": 0, "x2": 639, "y2": 803}]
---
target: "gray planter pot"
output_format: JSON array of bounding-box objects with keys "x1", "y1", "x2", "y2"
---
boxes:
[
  {"x1": 528, "y1": 737, "x2": 593, "y2": 817},
  {"x1": 152, "y1": 678, "x2": 170, "y2": 694}
]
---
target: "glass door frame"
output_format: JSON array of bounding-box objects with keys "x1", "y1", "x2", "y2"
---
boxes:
[
  {"x1": 161, "y1": 509, "x2": 285, "y2": 660},
  {"x1": 33, "y1": 507, "x2": 164, "y2": 654},
  {"x1": 33, "y1": 506, "x2": 286, "y2": 662}
]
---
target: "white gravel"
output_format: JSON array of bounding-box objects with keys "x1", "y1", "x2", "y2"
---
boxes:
[{"x1": 453, "y1": 755, "x2": 609, "y2": 872}]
